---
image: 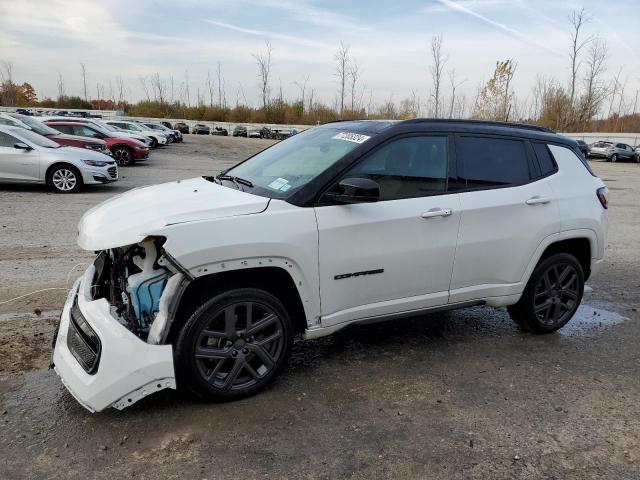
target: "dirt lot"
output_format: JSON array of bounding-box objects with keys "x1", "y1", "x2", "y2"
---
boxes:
[{"x1": 1, "y1": 135, "x2": 639, "y2": 479}]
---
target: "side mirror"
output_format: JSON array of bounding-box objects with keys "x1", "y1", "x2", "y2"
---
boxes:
[
  {"x1": 14, "y1": 142, "x2": 32, "y2": 151},
  {"x1": 326, "y1": 177, "x2": 380, "y2": 204}
]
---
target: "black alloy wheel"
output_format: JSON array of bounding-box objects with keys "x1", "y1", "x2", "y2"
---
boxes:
[
  {"x1": 508, "y1": 253, "x2": 584, "y2": 333},
  {"x1": 175, "y1": 288, "x2": 293, "y2": 400},
  {"x1": 112, "y1": 146, "x2": 133, "y2": 166}
]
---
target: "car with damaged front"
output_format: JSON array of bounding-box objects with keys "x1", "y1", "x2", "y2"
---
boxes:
[{"x1": 52, "y1": 119, "x2": 609, "y2": 412}]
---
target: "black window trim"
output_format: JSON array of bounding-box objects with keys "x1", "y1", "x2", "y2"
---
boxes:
[
  {"x1": 453, "y1": 133, "x2": 542, "y2": 193},
  {"x1": 315, "y1": 132, "x2": 457, "y2": 206},
  {"x1": 530, "y1": 141, "x2": 559, "y2": 180}
]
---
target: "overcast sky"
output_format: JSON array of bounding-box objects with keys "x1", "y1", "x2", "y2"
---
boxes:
[{"x1": 1, "y1": 0, "x2": 638, "y2": 111}]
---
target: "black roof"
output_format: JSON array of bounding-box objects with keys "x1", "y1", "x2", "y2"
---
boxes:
[{"x1": 319, "y1": 118, "x2": 576, "y2": 147}]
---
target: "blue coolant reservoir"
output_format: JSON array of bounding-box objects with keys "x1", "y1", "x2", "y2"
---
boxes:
[{"x1": 126, "y1": 241, "x2": 169, "y2": 332}]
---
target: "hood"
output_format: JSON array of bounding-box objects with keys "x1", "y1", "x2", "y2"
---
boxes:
[
  {"x1": 77, "y1": 177, "x2": 270, "y2": 250},
  {"x1": 48, "y1": 146, "x2": 114, "y2": 161}
]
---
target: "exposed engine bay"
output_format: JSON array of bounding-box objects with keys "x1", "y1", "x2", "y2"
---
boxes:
[{"x1": 90, "y1": 238, "x2": 183, "y2": 342}]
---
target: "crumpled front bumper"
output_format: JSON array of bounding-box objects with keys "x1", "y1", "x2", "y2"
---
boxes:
[{"x1": 52, "y1": 265, "x2": 175, "y2": 412}]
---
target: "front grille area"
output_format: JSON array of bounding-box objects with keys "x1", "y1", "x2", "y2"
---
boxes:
[
  {"x1": 67, "y1": 299, "x2": 101, "y2": 374},
  {"x1": 107, "y1": 166, "x2": 118, "y2": 179}
]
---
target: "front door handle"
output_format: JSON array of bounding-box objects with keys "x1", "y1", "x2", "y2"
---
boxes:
[
  {"x1": 421, "y1": 208, "x2": 452, "y2": 219},
  {"x1": 525, "y1": 196, "x2": 551, "y2": 205}
]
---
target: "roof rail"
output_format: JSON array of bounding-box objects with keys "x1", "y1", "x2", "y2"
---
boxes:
[{"x1": 403, "y1": 118, "x2": 555, "y2": 134}]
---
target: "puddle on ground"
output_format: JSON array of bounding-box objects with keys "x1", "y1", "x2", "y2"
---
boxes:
[{"x1": 559, "y1": 300, "x2": 629, "y2": 337}]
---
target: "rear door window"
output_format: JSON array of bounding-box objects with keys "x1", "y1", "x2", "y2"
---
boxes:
[
  {"x1": 456, "y1": 136, "x2": 532, "y2": 189},
  {"x1": 0, "y1": 131, "x2": 18, "y2": 148}
]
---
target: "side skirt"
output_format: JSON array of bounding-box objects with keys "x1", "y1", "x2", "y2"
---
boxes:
[{"x1": 304, "y1": 300, "x2": 485, "y2": 340}]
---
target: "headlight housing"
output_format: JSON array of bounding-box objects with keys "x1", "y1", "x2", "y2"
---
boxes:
[{"x1": 82, "y1": 159, "x2": 111, "y2": 167}]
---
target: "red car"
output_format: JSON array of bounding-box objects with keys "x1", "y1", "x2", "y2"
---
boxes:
[
  {"x1": 44, "y1": 121, "x2": 150, "y2": 166},
  {"x1": 9, "y1": 113, "x2": 109, "y2": 154}
]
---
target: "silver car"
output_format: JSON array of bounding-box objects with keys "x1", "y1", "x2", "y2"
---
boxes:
[
  {"x1": 588, "y1": 141, "x2": 637, "y2": 162},
  {"x1": 0, "y1": 126, "x2": 118, "y2": 193}
]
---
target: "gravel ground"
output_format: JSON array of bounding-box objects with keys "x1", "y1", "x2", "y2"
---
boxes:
[{"x1": 0, "y1": 135, "x2": 639, "y2": 479}]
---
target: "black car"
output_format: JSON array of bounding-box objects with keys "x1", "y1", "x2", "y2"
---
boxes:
[
  {"x1": 212, "y1": 126, "x2": 228, "y2": 136},
  {"x1": 174, "y1": 122, "x2": 190, "y2": 134},
  {"x1": 575, "y1": 139, "x2": 590, "y2": 157},
  {"x1": 15, "y1": 108, "x2": 32, "y2": 116},
  {"x1": 192, "y1": 124, "x2": 210, "y2": 135},
  {"x1": 233, "y1": 125, "x2": 247, "y2": 137}
]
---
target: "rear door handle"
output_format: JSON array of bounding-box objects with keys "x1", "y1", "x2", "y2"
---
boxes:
[
  {"x1": 421, "y1": 208, "x2": 452, "y2": 219},
  {"x1": 525, "y1": 196, "x2": 551, "y2": 205}
]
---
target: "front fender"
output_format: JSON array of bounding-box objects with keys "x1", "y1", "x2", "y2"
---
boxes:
[{"x1": 160, "y1": 200, "x2": 320, "y2": 325}]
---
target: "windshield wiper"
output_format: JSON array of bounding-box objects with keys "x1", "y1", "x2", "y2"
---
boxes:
[{"x1": 216, "y1": 174, "x2": 254, "y2": 189}]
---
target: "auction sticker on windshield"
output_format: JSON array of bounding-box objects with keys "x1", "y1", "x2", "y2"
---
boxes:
[
  {"x1": 268, "y1": 177, "x2": 289, "y2": 190},
  {"x1": 333, "y1": 132, "x2": 371, "y2": 144}
]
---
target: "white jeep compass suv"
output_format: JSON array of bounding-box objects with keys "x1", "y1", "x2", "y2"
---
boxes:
[{"x1": 52, "y1": 119, "x2": 609, "y2": 412}]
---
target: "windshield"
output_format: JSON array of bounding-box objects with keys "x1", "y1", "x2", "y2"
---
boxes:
[
  {"x1": 20, "y1": 117, "x2": 60, "y2": 136},
  {"x1": 125, "y1": 123, "x2": 144, "y2": 132},
  {"x1": 224, "y1": 127, "x2": 372, "y2": 198},
  {"x1": 12, "y1": 127, "x2": 61, "y2": 148}
]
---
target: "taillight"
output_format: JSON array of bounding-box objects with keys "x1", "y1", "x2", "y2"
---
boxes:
[{"x1": 597, "y1": 186, "x2": 609, "y2": 209}]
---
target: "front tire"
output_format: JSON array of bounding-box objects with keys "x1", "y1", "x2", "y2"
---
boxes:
[
  {"x1": 112, "y1": 146, "x2": 133, "y2": 166},
  {"x1": 508, "y1": 253, "x2": 584, "y2": 334},
  {"x1": 175, "y1": 288, "x2": 293, "y2": 401},
  {"x1": 611, "y1": 154, "x2": 618, "y2": 163},
  {"x1": 149, "y1": 137, "x2": 158, "y2": 148},
  {"x1": 48, "y1": 165, "x2": 83, "y2": 193}
]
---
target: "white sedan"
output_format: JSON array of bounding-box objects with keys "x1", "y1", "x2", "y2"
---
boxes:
[{"x1": 0, "y1": 125, "x2": 118, "y2": 193}]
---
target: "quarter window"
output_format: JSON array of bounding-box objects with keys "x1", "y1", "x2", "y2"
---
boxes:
[
  {"x1": 345, "y1": 136, "x2": 448, "y2": 200},
  {"x1": 457, "y1": 136, "x2": 531, "y2": 189},
  {"x1": 532, "y1": 142, "x2": 557, "y2": 177}
]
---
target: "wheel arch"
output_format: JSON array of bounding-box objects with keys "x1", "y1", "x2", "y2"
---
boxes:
[
  {"x1": 45, "y1": 161, "x2": 81, "y2": 185},
  {"x1": 528, "y1": 232, "x2": 594, "y2": 283},
  {"x1": 166, "y1": 265, "x2": 309, "y2": 344}
]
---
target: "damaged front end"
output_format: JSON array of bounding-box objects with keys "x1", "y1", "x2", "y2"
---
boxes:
[{"x1": 52, "y1": 237, "x2": 189, "y2": 412}]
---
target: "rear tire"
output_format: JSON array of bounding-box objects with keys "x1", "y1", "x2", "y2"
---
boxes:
[
  {"x1": 48, "y1": 164, "x2": 83, "y2": 193},
  {"x1": 175, "y1": 288, "x2": 293, "y2": 401},
  {"x1": 508, "y1": 253, "x2": 584, "y2": 334}
]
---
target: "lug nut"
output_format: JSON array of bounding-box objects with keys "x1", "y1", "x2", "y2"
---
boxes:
[
  {"x1": 231, "y1": 350, "x2": 238, "y2": 357},
  {"x1": 242, "y1": 348, "x2": 249, "y2": 354}
]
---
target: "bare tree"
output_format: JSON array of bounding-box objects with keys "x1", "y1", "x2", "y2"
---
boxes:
[
  {"x1": 429, "y1": 34, "x2": 448, "y2": 117},
  {"x1": 447, "y1": 68, "x2": 466, "y2": 118},
  {"x1": 568, "y1": 8, "x2": 592, "y2": 109},
  {"x1": 334, "y1": 41, "x2": 351, "y2": 114},
  {"x1": 139, "y1": 76, "x2": 150, "y2": 102},
  {"x1": 95, "y1": 82, "x2": 104, "y2": 101},
  {"x1": 115, "y1": 76, "x2": 125, "y2": 107},
  {"x1": 308, "y1": 88, "x2": 315, "y2": 112},
  {"x1": 184, "y1": 69, "x2": 190, "y2": 107},
  {"x1": 80, "y1": 62, "x2": 88, "y2": 102},
  {"x1": 252, "y1": 41, "x2": 273, "y2": 109},
  {"x1": 293, "y1": 74, "x2": 310, "y2": 114},
  {"x1": 607, "y1": 66, "x2": 623, "y2": 118},
  {"x1": 217, "y1": 61, "x2": 226, "y2": 107},
  {"x1": 503, "y1": 59, "x2": 517, "y2": 121},
  {"x1": 150, "y1": 73, "x2": 167, "y2": 104},
  {"x1": 206, "y1": 70, "x2": 215, "y2": 107},
  {"x1": 57, "y1": 73, "x2": 66, "y2": 98},
  {"x1": 0, "y1": 61, "x2": 16, "y2": 106},
  {"x1": 578, "y1": 38, "x2": 608, "y2": 127},
  {"x1": 349, "y1": 60, "x2": 361, "y2": 111}
]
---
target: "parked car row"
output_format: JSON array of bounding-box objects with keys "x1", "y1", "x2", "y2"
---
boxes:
[
  {"x1": 576, "y1": 139, "x2": 640, "y2": 163},
  {"x1": 0, "y1": 111, "x2": 187, "y2": 193}
]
